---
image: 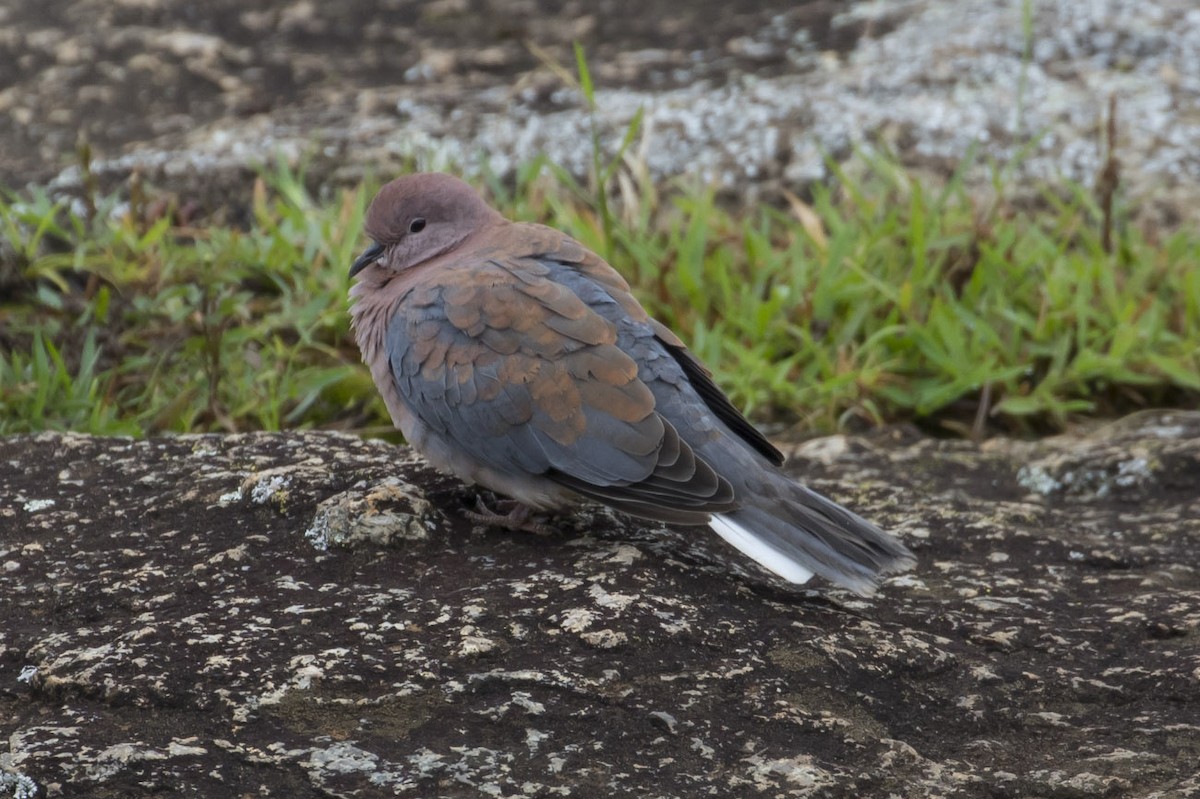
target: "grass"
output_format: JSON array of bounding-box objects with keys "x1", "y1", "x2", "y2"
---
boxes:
[
  {"x1": 0, "y1": 144, "x2": 1198, "y2": 440},
  {"x1": 0, "y1": 163, "x2": 376, "y2": 435}
]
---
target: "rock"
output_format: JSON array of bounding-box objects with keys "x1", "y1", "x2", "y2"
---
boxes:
[
  {"x1": 1, "y1": 0, "x2": 1197, "y2": 227},
  {"x1": 2, "y1": 414, "x2": 1198, "y2": 796}
]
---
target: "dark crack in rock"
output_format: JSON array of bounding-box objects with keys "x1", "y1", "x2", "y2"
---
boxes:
[{"x1": 1, "y1": 415, "x2": 1199, "y2": 797}]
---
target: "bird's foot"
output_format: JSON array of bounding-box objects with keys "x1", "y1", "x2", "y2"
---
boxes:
[{"x1": 465, "y1": 496, "x2": 558, "y2": 536}]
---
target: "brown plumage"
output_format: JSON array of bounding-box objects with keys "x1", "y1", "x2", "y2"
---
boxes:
[{"x1": 349, "y1": 173, "x2": 915, "y2": 594}]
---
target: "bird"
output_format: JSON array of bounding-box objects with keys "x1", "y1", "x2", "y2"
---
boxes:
[{"x1": 348, "y1": 173, "x2": 914, "y2": 594}]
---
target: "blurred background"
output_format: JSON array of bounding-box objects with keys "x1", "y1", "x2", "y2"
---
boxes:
[{"x1": 1, "y1": 0, "x2": 1197, "y2": 438}]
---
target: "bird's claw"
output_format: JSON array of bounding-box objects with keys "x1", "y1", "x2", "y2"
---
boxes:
[{"x1": 464, "y1": 496, "x2": 558, "y2": 536}]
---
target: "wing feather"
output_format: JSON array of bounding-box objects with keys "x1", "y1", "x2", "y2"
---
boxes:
[{"x1": 387, "y1": 253, "x2": 736, "y2": 518}]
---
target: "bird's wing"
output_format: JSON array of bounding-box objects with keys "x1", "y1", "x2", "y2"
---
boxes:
[
  {"x1": 545, "y1": 228, "x2": 785, "y2": 466},
  {"x1": 386, "y1": 231, "x2": 736, "y2": 521}
]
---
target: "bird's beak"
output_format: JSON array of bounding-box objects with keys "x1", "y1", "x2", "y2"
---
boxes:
[{"x1": 349, "y1": 242, "x2": 385, "y2": 278}]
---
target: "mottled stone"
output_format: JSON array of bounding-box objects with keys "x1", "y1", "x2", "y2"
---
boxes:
[
  {"x1": 1, "y1": 0, "x2": 1197, "y2": 228},
  {"x1": 1, "y1": 415, "x2": 1198, "y2": 796}
]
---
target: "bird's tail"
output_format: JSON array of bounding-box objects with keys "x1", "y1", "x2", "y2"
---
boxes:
[{"x1": 708, "y1": 472, "x2": 914, "y2": 595}]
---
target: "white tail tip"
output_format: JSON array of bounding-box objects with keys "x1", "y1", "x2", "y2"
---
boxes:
[{"x1": 709, "y1": 513, "x2": 814, "y2": 584}]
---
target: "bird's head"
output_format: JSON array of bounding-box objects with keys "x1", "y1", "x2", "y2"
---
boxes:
[{"x1": 349, "y1": 173, "x2": 503, "y2": 279}]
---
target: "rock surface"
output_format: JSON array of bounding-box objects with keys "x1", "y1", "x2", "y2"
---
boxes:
[
  {"x1": 1, "y1": 0, "x2": 1197, "y2": 223},
  {"x1": 2, "y1": 413, "x2": 1198, "y2": 797}
]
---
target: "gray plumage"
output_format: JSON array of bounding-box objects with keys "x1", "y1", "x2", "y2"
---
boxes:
[{"x1": 349, "y1": 173, "x2": 915, "y2": 594}]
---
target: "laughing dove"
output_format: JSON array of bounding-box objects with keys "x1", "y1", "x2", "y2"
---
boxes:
[{"x1": 348, "y1": 173, "x2": 914, "y2": 594}]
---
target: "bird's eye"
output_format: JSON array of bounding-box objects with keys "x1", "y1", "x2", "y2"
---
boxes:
[{"x1": 409, "y1": 218, "x2": 426, "y2": 234}]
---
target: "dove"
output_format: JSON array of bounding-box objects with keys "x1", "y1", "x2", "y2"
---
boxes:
[{"x1": 348, "y1": 173, "x2": 914, "y2": 594}]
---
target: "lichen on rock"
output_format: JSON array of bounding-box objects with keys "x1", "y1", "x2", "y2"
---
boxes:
[{"x1": 1, "y1": 415, "x2": 1198, "y2": 796}]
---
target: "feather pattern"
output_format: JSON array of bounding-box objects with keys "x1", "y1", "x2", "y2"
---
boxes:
[{"x1": 349, "y1": 173, "x2": 915, "y2": 593}]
